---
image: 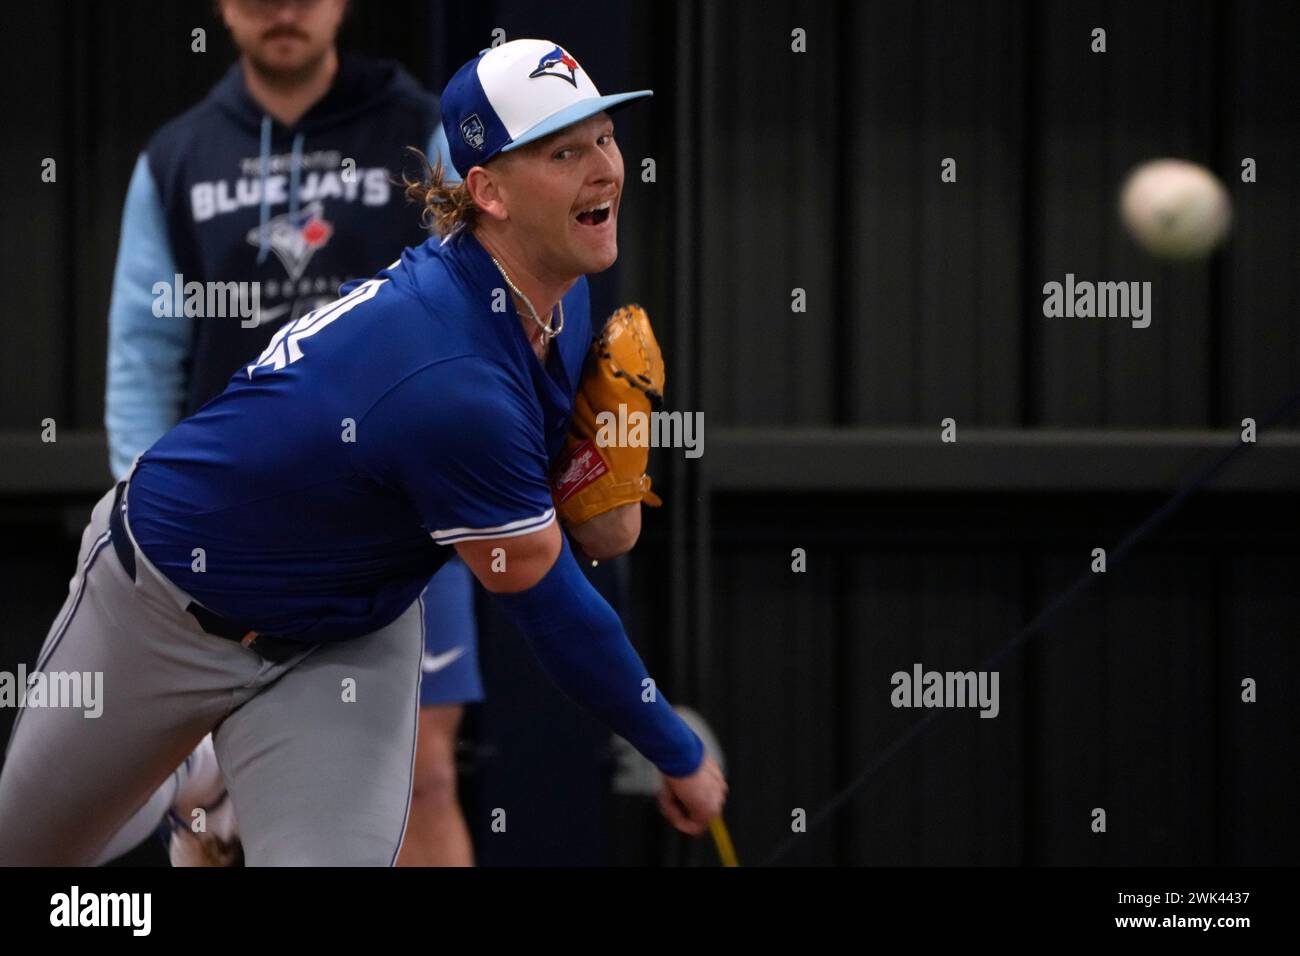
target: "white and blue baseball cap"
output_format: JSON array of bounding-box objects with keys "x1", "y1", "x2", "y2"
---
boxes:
[{"x1": 440, "y1": 39, "x2": 653, "y2": 177}]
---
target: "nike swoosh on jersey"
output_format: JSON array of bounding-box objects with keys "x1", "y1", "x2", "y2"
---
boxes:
[{"x1": 421, "y1": 647, "x2": 467, "y2": 674}]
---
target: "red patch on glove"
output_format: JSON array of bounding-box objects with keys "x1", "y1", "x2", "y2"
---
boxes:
[{"x1": 553, "y1": 439, "x2": 609, "y2": 504}]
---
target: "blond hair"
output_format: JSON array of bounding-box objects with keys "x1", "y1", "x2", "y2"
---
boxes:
[{"x1": 403, "y1": 147, "x2": 480, "y2": 237}]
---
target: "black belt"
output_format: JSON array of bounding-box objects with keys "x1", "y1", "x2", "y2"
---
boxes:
[{"x1": 108, "y1": 481, "x2": 305, "y2": 664}]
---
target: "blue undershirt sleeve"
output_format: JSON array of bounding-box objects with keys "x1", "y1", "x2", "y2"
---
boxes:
[{"x1": 490, "y1": 534, "x2": 704, "y2": 778}]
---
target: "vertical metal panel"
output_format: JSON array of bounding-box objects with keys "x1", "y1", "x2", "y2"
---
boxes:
[
  {"x1": 698, "y1": 0, "x2": 840, "y2": 426},
  {"x1": 1223, "y1": 555, "x2": 1300, "y2": 863},
  {"x1": 0, "y1": 520, "x2": 77, "y2": 757},
  {"x1": 1033, "y1": 0, "x2": 1215, "y2": 427},
  {"x1": 1031, "y1": 554, "x2": 1217, "y2": 863},
  {"x1": 668, "y1": 0, "x2": 704, "y2": 694},
  {"x1": 0, "y1": 0, "x2": 74, "y2": 429},
  {"x1": 706, "y1": 546, "x2": 841, "y2": 864},
  {"x1": 1226, "y1": 4, "x2": 1300, "y2": 427},
  {"x1": 861, "y1": 0, "x2": 1026, "y2": 427},
  {"x1": 846, "y1": 0, "x2": 927, "y2": 425},
  {"x1": 844, "y1": 551, "x2": 1026, "y2": 864}
]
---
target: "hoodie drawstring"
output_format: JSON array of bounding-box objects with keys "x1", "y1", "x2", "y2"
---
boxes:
[
  {"x1": 256, "y1": 120, "x2": 306, "y2": 267},
  {"x1": 257, "y1": 115, "x2": 272, "y2": 265},
  {"x1": 289, "y1": 132, "x2": 304, "y2": 223}
]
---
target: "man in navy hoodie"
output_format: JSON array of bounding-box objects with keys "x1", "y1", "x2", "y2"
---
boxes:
[{"x1": 102, "y1": 0, "x2": 476, "y2": 866}]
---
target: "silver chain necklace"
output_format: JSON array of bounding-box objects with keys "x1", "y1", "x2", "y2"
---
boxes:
[{"x1": 489, "y1": 255, "x2": 564, "y2": 342}]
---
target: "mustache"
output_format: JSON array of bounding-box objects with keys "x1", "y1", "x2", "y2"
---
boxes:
[{"x1": 262, "y1": 27, "x2": 308, "y2": 41}]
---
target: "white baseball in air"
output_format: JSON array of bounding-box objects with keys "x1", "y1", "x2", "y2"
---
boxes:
[{"x1": 1119, "y1": 158, "x2": 1232, "y2": 261}]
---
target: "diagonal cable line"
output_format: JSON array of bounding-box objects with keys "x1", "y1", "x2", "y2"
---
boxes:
[{"x1": 758, "y1": 385, "x2": 1300, "y2": 866}]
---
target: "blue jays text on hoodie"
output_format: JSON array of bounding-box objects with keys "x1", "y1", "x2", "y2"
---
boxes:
[{"x1": 105, "y1": 54, "x2": 454, "y2": 479}]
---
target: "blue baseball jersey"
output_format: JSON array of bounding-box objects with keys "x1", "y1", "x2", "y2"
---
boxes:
[{"x1": 126, "y1": 228, "x2": 592, "y2": 643}]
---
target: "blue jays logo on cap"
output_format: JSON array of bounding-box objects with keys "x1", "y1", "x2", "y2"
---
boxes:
[
  {"x1": 460, "y1": 113, "x2": 486, "y2": 150},
  {"x1": 439, "y1": 38, "x2": 653, "y2": 178},
  {"x1": 528, "y1": 45, "x2": 580, "y2": 87}
]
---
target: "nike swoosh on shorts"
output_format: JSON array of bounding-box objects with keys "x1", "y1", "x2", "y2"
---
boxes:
[{"x1": 421, "y1": 646, "x2": 467, "y2": 674}]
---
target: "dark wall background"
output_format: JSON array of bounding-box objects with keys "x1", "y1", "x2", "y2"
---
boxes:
[{"x1": 1, "y1": 0, "x2": 1297, "y2": 866}]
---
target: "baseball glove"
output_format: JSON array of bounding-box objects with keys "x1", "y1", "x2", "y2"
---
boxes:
[{"x1": 552, "y1": 304, "x2": 665, "y2": 525}]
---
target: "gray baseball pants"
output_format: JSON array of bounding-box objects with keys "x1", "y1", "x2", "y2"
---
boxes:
[{"x1": 0, "y1": 481, "x2": 423, "y2": 866}]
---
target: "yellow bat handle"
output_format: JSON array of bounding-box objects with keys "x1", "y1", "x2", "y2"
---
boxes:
[{"x1": 709, "y1": 816, "x2": 739, "y2": 867}]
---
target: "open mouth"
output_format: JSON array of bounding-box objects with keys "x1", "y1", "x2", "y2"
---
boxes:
[{"x1": 575, "y1": 201, "x2": 612, "y2": 226}]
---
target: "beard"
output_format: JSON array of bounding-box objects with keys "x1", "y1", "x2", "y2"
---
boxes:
[{"x1": 245, "y1": 40, "x2": 331, "y2": 88}]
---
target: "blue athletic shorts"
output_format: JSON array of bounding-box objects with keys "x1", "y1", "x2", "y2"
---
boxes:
[{"x1": 419, "y1": 556, "x2": 483, "y2": 706}]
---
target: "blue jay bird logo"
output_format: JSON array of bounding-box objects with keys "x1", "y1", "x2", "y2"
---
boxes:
[
  {"x1": 528, "y1": 46, "x2": 580, "y2": 87},
  {"x1": 461, "y1": 113, "x2": 487, "y2": 150},
  {"x1": 245, "y1": 201, "x2": 334, "y2": 282}
]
